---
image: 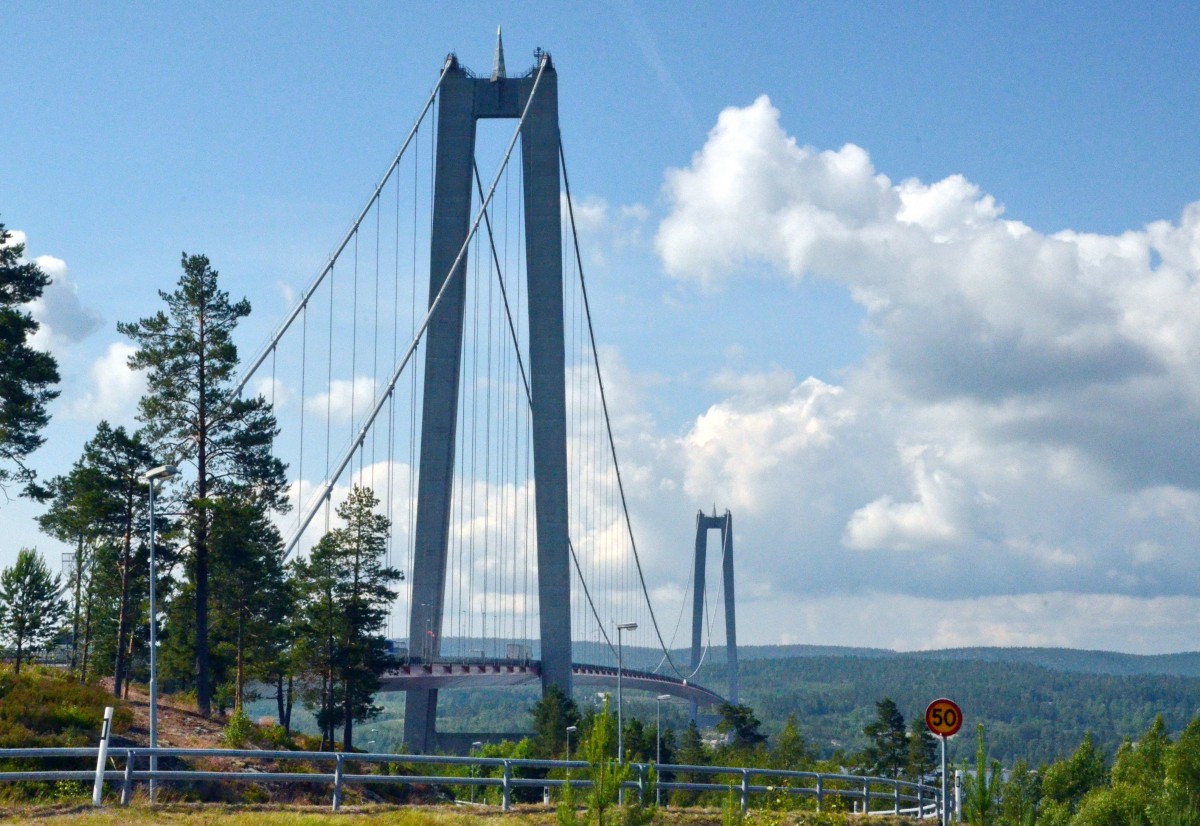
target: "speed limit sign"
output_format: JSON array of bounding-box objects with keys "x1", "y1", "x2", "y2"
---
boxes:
[{"x1": 925, "y1": 698, "x2": 963, "y2": 737}]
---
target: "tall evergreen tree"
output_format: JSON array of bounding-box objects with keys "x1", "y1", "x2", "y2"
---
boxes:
[
  {"x1": 209, "y1": 495, "x2": 287, "y2": 712},
  {"x1": 772, "y1": 713, "x2": 813, "y2": 770},
  {"x1": 37, "y1": 422, "x2": 157, "y2": 693},
  {"x1": 118, "y1": 252, "x2": 286, "y2": 716},
  {"x1": 295, "y1": 486, "x2": 400, "y2": 749},
  {"x1": 670, "y1": 719, "x2": 708, "y2": 807},
  {"x1": 863, "y1": 697, "x2": 908, "y2": 777},
  {"x1": 905, "y1": 715, "x2": 938, "y2": 780},
  {"x1": 0, "y1": 548, "x2": 67, "y2": 673},
  {"x1": 0, "y1": 222, "x2": 59, "y2": 495},
  {"x1": 531, "y1": 684, "x2": 581, "y2": 758},
  {"x1": 716, "y1": 701, "x2": 768, "y2": 750},
  {"x1": 260, "y1": 564, "x2": 303, "y2": 733}
]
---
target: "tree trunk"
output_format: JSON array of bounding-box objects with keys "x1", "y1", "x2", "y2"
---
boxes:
[
  {"x1": 113, "y1": 488, "x2": 135, "y2": 696},
  {"x1": 194, "y1": 512, "x2": 210, "y2": 715},
  {"x1": 275, "y1": 672, "x2": 285, "y2": 730},
  {"x1": 80, "y1": 561, "x2": 97, "y2": 683},
  {"x1": 235, "y1": 608, "x2": 245, "y2": 711},
  {"x1": 343, "y1": 676, "x2": 353, "y2": 751},
  {"x1": 284, "y1": 672, "x2": 294, "y2": 733},
  {"x1": 70, "y1": 534, "x2": 83, "y2": 674},
  {"x1": 195, "y1": 303, "x2": 212, "y2": 717}
]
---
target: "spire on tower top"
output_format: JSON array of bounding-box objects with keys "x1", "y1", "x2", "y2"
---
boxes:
[{"x1": 491, "y1": 25, "x2": 506, "y2": 81}]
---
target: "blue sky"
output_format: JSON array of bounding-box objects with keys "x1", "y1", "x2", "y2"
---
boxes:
[{"x1": 5, "y1": 2, "x2": 1200, "y2": 653}]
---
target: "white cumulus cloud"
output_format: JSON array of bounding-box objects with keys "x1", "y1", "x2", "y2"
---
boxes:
[{"x1": 67, "y1": 342, "x2": 147, "y2": 425}]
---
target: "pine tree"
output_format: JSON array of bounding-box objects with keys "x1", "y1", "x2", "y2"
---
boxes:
[
  {"x1": 906, "y1": 715, "x2": 938, "y2": 780},
  {"x1": 0, "y1": 548, "x2": 67, "y2": 673},
  {"x1": 37, "y1": 422, "x2": 157, "y2": 692},
  {"x1": 963, "y1": 723, "x2": 1002, "y2": 826},
  {"x1": 0, "y1": 222, "x2": 60, "y2": 494},
  {"x1": 209, "y1": 495, "x2": 287, "y2": 712},
  {"x1": 772, "y1": 713, "x2": 813, "y2": 770},
  {"x1": 295, "y1": 486, "x2": 400, "y2": 750},
  {"x1": 716, "y1": 701, "x2": 768, "y2": 751},
  {"x1": 863, "y1": 697, "x2": 908, "y2": 777},
  {"x1": 532, "y1": 684, "x2": 582, "y2": 758},
  {"x1": 119, "y1": 252, "x2": 286, "y2": 716},
  {"x1": 671, "y1": 719, "x2": 709, "y2": 806}
]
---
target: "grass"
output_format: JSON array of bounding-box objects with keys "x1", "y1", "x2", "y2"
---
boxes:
[
  {"x1": 0, "y1": 804, "x2": 552, "y2": 825},
  {"x1": 0, "y1": 803, "x2": 924, "y2": 825}
]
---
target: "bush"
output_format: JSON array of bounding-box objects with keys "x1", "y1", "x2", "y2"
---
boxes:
[{"x1": 223, "y1": 708, "x2": 255, "y2": 747}]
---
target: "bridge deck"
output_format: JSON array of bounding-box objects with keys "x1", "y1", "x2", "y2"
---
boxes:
[{"x1": 380, "y1": 659, "x2": 725, "y2": 707}]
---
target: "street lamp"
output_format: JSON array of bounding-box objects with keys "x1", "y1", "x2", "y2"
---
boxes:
[
  {"x1": 615, "y1": 622, "x2": 637, "y2": 764},
  {"x1": 565, "y1": 724, "x2": 577, "y2": 762},
  {"x1": 655, "y1": 694, "x2": 671, "y2": 805},
  {"x1": 141, "y1": 463, "x2": 178, "y2": 803}
]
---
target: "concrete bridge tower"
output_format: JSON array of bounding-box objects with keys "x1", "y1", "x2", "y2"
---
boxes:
[{"x1": 404, "y1": 40, "x2": 571, "y2": 752}]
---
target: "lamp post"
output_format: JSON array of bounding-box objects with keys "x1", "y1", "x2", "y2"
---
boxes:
[
  {"x1": 141, "y1": 463, "x2": 178, "y2": 803},
  {"x1": 615, "y1": 622, "x2": 637, "y2": 764},
  {"x1": 655, "y1": 693, "x2": 671, "y2": 805},
  {"x1": 565, "y1": 724, "x2": 577, "y2": 781}
]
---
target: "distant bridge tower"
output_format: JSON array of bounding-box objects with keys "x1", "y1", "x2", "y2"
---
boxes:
[
  {"x1": 691, "y1": 509, "x2": 738, "y2": 718},
  {"x1": 404, "y1": 41, "x2": 570, "y2": 752}
]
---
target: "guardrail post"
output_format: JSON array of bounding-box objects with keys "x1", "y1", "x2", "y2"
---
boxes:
[
  {"x1": 121, "y1": 750, "x2": 134, "y2": 806},
  {"x1": 816, "y1": 774, "x2": 823, "y2": 812},
  {"x1": 332, "y1": 753, "x2": 344, "y2": 812},
  {"x1": 92, "y1": 706, "x2": 113, "y2": 807},
  {"x1": 502, "y1": 760, "x2": 512, "y2": 811},
  {"x1": 895, "y1": 779, "x2": 901, "y2": 814},
  {"x1": 863, "y1": 777, "x2": 871, "y2": 814},
  {"x1": 740, "y1": 769, "x2": 749, "y2": 814}
]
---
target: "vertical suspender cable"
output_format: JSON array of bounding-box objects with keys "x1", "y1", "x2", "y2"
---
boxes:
[{"x1": 280, "y1": 54, "x2": 551, "y2": 556}]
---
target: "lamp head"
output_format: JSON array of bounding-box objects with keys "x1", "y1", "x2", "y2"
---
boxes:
[
  {"x1": 616, "y1": 622, "x2": 638, "y2": 631},
  {"x1": 142, "y1": 464, "x2": 179, "y2": 483}
]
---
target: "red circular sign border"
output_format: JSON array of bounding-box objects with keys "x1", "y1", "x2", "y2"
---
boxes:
[{"x1": 925, "y1": 698, "x2": 963, "y2": 738}]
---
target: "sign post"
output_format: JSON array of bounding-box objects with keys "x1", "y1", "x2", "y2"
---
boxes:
[{"x1": 925, "y1": 698, "x2": 963, "y2": 824}]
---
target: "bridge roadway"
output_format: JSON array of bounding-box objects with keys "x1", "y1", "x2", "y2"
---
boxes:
[{"x1": 380, "y1": 659, "x2": 725, "y2": 707}]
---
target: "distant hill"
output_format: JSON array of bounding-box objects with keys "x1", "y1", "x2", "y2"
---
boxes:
[
  {"x1": 903, "y1": 646, "x2": 1200, "y2": 677},
  {"x1": 698, "y1": 649, "x2": 1200, "y2": 766},
  {"x1": 265, "y1": 641, "x2": 1200, "y2": 766},
  {"x1": 693, "y1": 643, "x2": 1200, "y2": 678}
]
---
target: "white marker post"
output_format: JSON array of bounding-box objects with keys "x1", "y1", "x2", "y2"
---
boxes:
[{"x1": 92, "y1": 706, "x2": 114, "y2": 807}]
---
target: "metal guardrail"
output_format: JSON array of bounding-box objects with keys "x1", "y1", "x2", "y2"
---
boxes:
[{"x1": 0, "y1": 746, "x2": 943, "y2": 817}]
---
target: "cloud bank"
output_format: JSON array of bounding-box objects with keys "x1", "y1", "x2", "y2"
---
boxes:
[{"x1": 635, "y1": 96, "x2": 1200, "y2": 649}]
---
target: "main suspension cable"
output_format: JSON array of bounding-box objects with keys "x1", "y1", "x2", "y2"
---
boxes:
[{"x1": 560, "y1": 139, "x2": 687, "y2": 678}]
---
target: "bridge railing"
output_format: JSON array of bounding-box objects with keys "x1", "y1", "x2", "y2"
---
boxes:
[{"x1": 0, "y1": 746, "x2": 943, "y2": 818}]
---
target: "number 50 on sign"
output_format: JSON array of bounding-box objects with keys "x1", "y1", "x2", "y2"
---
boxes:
[{"x1": 925, "y1": 698, "x2": 963, "y2": 737}]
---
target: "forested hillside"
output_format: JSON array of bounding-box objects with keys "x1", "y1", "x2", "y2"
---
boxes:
[
  {"x1": 251, "y1": 644, "x2": 1200, "y2": 767},
  {"x1": 700, "y1": 652, "x2": 1200, "y2": 765}
]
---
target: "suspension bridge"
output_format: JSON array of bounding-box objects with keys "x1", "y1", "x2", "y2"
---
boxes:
[{"x1": 232, "y1": 35, "x2": 739, "y2": 752}]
